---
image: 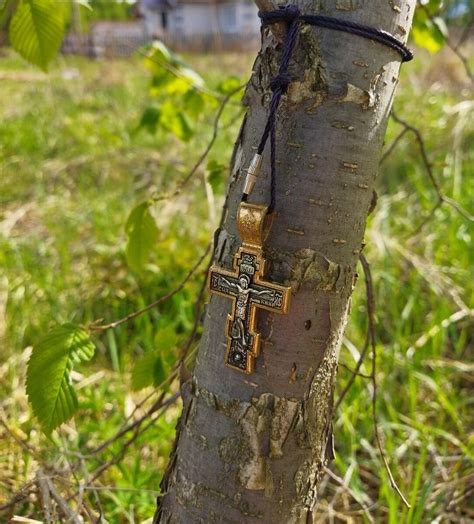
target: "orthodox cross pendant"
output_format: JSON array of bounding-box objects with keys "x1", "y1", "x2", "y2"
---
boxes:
[{"x1": 208, "y1": 203, "x2": 291, "y2": 374}]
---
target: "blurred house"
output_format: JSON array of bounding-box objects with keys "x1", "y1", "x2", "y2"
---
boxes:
[
  {"x1": 91, "y1": 21, "x2": 149, "y2": 56},
  {"x1": 63, "y1": 0, "x2": 260, "y2": 57},
  {"x1": 139, "y1": 0, "x2": 260, "y2": 39}
]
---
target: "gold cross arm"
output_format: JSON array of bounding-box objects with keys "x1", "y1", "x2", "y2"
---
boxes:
[{"x1": 208, "y1": 203, "x2": 291, "y2": 374}]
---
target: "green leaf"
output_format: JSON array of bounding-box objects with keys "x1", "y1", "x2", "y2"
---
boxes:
[
  {"x1": 155, "y1": 326, "x2": 178, "y2": 352},
  {"x1": 26, "y1": 323, "x2": 95, "y2": 434},
  {"x1": 160, "y1": 103, "x2": 194, "y2": 142},
  {"x1": 1, "y1": 0, "x2": 14, "y2": 25},
  {"x1": 131, "y1": 351, "x2": 166, "y2": 390},
  {"x1": 9, "y1": 0, "x2": 66, "y2": 71},
  {"x1": 183, "y1": 89, "x2": 206, "y2": 118},
  {"x1": 151, "y1": 75, "x2": 192, "y2": 96},
  {"x1": 77, "y1": 0, "x2": 92, "y2": 10},
  {"x1": 151, "y1": 70, "x2": 174, "y2": 90},
  {"x1": 125, "y1": 201, "x2": 159, "y2": 272},
  {"x1": 131, "y1": 352, "x2": 155, "y2": 390},
  {"x1": 156, "y1": 325, "x2": 179, "y2": 369},
  {"x1": 207, "y1": 159, "x2": 227, "y2": 193},
  {"x1": 132, "y1": 326, "x2": 177, "y2": 390},
  {"x1": 153, "y1": 355, "x2": 166, "y2": 387},
  {"x1": 216, "y1": 75, "x2": 242, "y2": 94},
  {"x1": 139, "y1": 106, "x2": 161, "y2": 134},
  {"x1": 179, "y1": 66, "x2": 204, "y2": 88},
  {"x1": 145, "y1": 40, "x2": 172, "y2": 69},
  {"x1": 411, "y1": 8, "x2": 446, "y2": 54}
]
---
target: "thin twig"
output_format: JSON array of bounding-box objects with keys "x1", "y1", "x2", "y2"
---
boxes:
[
  {"x1": 360, "y1": 253, "x2": 411, "y2": 509},
  {"x1": 380, "y1": 127, "x2": 409, "y2": 164},
  {"x1": 43, "y1": 474, "x2": 80, "y2": 524},
  {"x1": 78, "y1": 457, "x2": 103, "y2": 523},
  {"x1": 152, "y1": 83, "x2": 245, "y2": 203},
  {"x1": 179, "y1": 250, "x2": 213, "y2": 361},
  {"x1": 0, "y1": 417, "x2": 39, "y2": 457},
  {"x1": 137, "y1": 46, "x2": 228, "y2": 101},
  {"x1": 89, "y1": 243, "x2": 211, "y2": 332},
  {"x1": 36, "y1": 469, "x2": 53, "y2": 524},
  {"x1": 454, "y1": 14, "x2": 473, "y2": 50},
  {"x1": 338, "y1": 362, "x2": 371, "y2": 380},
  {"x1": 82, "y1": 485, "x2": 160, "y2": 494},
  {"x1": 176, "y1": 84, "x2": 245, "y2": 190},
  {"x1": 84, "y1": 391, "x2": 172, "y2": 457},
  {"x1": 391, "y1": 112, "x2": 473, "y2": 223},
  {"x1": 88, "y1": 393, "x2": 179, "y2": 484},
  {"x1": 335, "y1": 330, "x2": 370, "y2": 412},
  {"x1": 324, "y1": 467, "x2": 375, "y2": 524},
  {"x1": 77, "y1": 314, "x2": 202, "y2": 462},
  {"x1": 406, "y1": 199, "x2": 442, "y2": 238},
  {"x1": 417, "y1": 2, "x2": 473, "y2": 81},
  {"x1": 0, "y1": 480, "x2": 37, "y2": 512}
]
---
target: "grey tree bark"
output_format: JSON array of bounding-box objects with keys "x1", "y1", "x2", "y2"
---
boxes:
[{"x1": 155, "y1": 1, "x2": 416, "y2": 522}]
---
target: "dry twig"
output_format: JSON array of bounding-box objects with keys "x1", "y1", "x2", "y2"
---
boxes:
[
  {"x1": 152, "y1": 83, "x2": 245, "y2": 203},
  {"x1": 390, "y1": 112, "x2": 473, "y2": 230},
  {"x1": 323, "y1": 467, "x2": 375, "y2": 524},
  {"x1": 89, "y1": 243, "x2": 211, "y2": 332},
  {"x1": 360, "y1": 254, "x2": 411, "y2": 509},
  {"x1": 417, "y1": 2, "x2": 473, "y2": 81}
]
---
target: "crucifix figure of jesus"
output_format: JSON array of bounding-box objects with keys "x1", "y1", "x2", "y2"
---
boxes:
[{"x1": 209, "y1": 248, "x2": 290, "y2": 373}]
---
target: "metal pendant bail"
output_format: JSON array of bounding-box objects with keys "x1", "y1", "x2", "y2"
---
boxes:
[{"x1": 237, "y1": 202, "x2": 274, "y2": 249}]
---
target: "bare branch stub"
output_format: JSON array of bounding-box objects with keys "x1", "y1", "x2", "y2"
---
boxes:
[{"x1": 254, "y1": 0, "x2": 287, "y2": 42}]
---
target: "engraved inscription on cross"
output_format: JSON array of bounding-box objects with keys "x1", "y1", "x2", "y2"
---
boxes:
[{"x1": 209, "y1": 249, "x2": 290, "y2": 373}]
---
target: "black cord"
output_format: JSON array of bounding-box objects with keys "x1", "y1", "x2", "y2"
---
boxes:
[
  {"x1": 243, "y1": 4, "x2": 413, "y2": 213},
  {"x1": 261, "y1": 8, "x2": 413, "y2": 63}
]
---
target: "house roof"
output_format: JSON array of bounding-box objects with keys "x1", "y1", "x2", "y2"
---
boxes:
[
  {"x1": 141, "y1": 0, "x2": 240, "y2": 8},
  {"x1": 141, "y1": 0, "x2": 177, "y2": 10}
]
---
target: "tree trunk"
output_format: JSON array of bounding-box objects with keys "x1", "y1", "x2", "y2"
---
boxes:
[{"x1": 155, "y1": 1, "x2": 416, "y2": 522}]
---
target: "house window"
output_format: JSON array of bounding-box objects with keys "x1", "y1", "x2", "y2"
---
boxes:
[
  {"x1": 161, "y1": 11, "x2": 168, "y2": 30},
  {"x1": 221, "y1": 5, "x2": 236, "y2": 32}
]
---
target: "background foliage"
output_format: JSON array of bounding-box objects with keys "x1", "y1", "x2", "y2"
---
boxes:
[{"x1": 1, "y1": 0, "x2": 473, "y2": 522}]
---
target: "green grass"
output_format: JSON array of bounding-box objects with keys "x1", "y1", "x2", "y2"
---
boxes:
[{"x1": 0, "y1": 46, "x2": 472, "y2": 522}]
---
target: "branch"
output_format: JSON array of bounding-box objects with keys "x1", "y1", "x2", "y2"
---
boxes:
[
  {"x1": 334, "y1": 331, "x2": 370, "y2": 412},
  {"x1": 417, "y1": 2, "x2": 473, "y2": 81},
  {"x1": 137, "y1": 47, "x2": 229, "y2": 101},
  {"x1": 174, "y1": 84, "x2": 245, "y2": 194},
  {"x1": 152, "y1": 83, "x2": 245, "y2": 204},
  {"x1": 323, "y1": 467, "x2": 375, "y2": 524},
  {"x1": 380, "y1": 127, "x2": 409, "y2": 164},
  {"x1": 88, "y1": 392, "x2": 179, "y2": 484},
  {"x1": 84, "y1": 391, "x2": 171, "y2": 457},
  {"x1": 0, "y1": 478, "x2": 38, "y2": 512},
  {"x1": 359, "y1": 254, "x2": 411, "y2": 509},
  {"x1": 89, "y1": 243, "x2": 211, "y2": 332},
  {"x1": 390, "y1": 112, "x2": 473, "y2": 230},
  {"x1": 179, "y1": 250, "x2": 213, "y2": 361},
  {"x1": 338, "y1": 361, "x2": 371, "y2": 380},
  {"x1": 36, "y1": 470, "x2": 53, "y2": 524}
]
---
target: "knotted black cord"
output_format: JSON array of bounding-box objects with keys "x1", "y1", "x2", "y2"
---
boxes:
[{"x1": 242, "y1": 4, "x2": 413, "y2": 213}]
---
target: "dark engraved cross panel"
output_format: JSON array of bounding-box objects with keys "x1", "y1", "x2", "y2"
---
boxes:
[{"x1": 209, "y1": 248, "x2": 290, "y2": 374}]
